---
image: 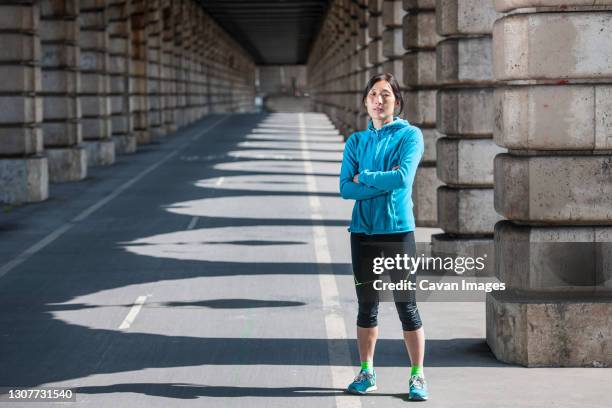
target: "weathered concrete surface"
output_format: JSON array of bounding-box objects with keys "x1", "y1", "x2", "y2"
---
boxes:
[
  {"x1": 487, "y1": 291, "x2": 612, "y2": 367},
  {"x1": 405, "y1": 89, "x2": 437, "y2": 126},
  {"x1": 437, "y1": 137, "x2": 504, "y2": 185},
  {"x1": 494, "y1": 154, "x2": 612, "y2": 224},
  {"x1": 0, "y1": 156, "x2": 48, "y2": 203},
  {"x1": 83, "y1": 139, "x2": 116, "y2": 167},
  {"x1": 413, "y1": 165, "x2": 443, "y2": 227},
  {"x1": 383, "y1": 27, "x2": 405, "y2": 58},
  {"x1": 0, "y1": 1, "x2": 47, "y2": 204},
  {"x1": 493, "y1": 12, "x2": 612, "y2": 80},
  {"x1": 79, "y1": 0, "x2": 114, "y2": 169},
  {"x1": 494, "y1": 0, "x2": 612, "y2": 12},
  {"x1": 46, "y1": 146, "x2": 87, "y2": 183},
  {"x1": 403, "y1": 11, "x2": 440, "y2": 49},
  {"x1": 437, "y1": 187, "x2": 503, "y2": 234},
  {"x1": 404, "y1": 0, "x2": 437, "y2": 9},
  {"x1": 437, "y1": 37, "x2": 494, "y2": 85},
  {"x1": 422, "y1": 128, "x2": 442, "y2": 164},
  {"x1": 494, "y1": 85, "x2": 612, "y2": 150},
  {"x1": 437, "y1": 88, "x2": 494, "y2": 136},
  {"x1": 403, "y1": 50, "x2": 437, "y2": 86},
  {"x1": 437, "y1": 0, "x2": 502, "y2": 35},
  {"x1": 494, "y1": 221, "x2": 612, "y2": 290}
]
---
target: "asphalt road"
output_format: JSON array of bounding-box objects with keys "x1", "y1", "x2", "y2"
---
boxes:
[{"x1": 0, "y1": 112, "x2": 609, "y2": 407}]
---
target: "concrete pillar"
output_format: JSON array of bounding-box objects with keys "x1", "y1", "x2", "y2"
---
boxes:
[
  {"x1": 307, "y1": 0, "x2": 362, "y2": 138},
  {"x1": 129, "y1": 0, "x2": 150, "y2": 143},
  {"x1": 367, "y1": 0, "x2": 385, "y2": 77},
  {"x1": 382, "y1": 0, "x2": 405, "y2": 85},
  {"x1": 402, "y1": 0, "x2": 443, "y2": 227},
  {"x1": 145, "y1": 0, "x2": 164, "y2": 138},
  {"x1": 107, "y1": 0, "x2": 136, "y2": 154},
  {"x1": 160, "y1": 0, "x2": 177, "y2": 133},
  {"x1": 487, "y1": 1, "x2": 612, "y2": 367},
  {"x1": 183, "y1": 0, "x2": 196, "y2": 122},
  {"x1": 194, "y1": 10, "x2": 206, "y2": 117},
  {"x1": 171, "y1": 0, "x2": 186, "y2": 128},
  {"x1": 431, "y1": 0, "x2": 504, "y2": 274},
  {"x1": 204, "y1": 14, "x2": 216, "y2": 115},
  {"x1": 343, "y1": 0, "x2": 360, "y2": 132},
  {"x1": 0, "y1": 1, "x2": 48, "y2": 204},
  {"x1": 79, "y1": 0, "x2": 115, "y2": 166},
  {"x1": 202, "y1": 14, "x2": 212, "y2": 115},
  {"x1": 355, "y1": 0, "x2": 371, "y2": 131},
  {"x1": 39, "y1": 0, "x2": 87, "y2": 182}
]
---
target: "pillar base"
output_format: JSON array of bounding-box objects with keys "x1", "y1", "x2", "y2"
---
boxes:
[
  {"x1": 0, "y1": 156, "x2": 48, "y2": 204},
  {"x1": 135, "y1": 130, "x2": 153, "y2": 145},
  {"x1": 149, "y1": 125, "x2": 166, "y2": 140},
  {"x1": 113, "y1": 135, "x2": 137, "y2": 155},
  {"x1": 83, "y1": 140, "x2": 115, "y2": 167},
  {"x1": 413, "y1": 164, "x2": 442, "y2": 227},
  {"x1": 46, "y1": 147, "x2": 87, "y2": 182},
  {"x1": 431, "y1": 233, "x2": 494, "y2": 276},
  {"x1": 164, "y1": 123, "x2": 178, "y2": 134},
  {"x1": 487, "y1": 291, "x2": 612, "y2": 367}
]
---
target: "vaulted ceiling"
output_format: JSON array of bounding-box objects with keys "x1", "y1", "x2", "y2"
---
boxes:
[{"x1": 197, "y1": 0, "x2": 331, "y2": 65}]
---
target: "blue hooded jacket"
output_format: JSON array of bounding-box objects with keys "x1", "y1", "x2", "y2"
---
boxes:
[{"x1": 339, "y1": 117, "x2": 424, "y2": 235}]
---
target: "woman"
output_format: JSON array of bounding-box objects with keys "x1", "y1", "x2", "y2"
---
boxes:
[{"x1": 339, "y1": 73, "x2": 427, "y2": 401}]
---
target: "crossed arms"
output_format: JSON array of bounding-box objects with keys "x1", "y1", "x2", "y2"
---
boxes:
[{"x1": 339, "y1": 130, "x2": 424, "y2": 201}]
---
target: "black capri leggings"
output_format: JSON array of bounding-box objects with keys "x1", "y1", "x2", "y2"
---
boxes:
[{"x1": 350, "y1": 231, "x2": 422, "y2": 332}]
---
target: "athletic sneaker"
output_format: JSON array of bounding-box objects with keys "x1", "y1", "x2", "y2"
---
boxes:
[
  {"x1": 408, "y1": 374, "x2": 428, "y2": 401},
  {"x1": 347, "y1": 369, "x2": 377, "y2": 394}
]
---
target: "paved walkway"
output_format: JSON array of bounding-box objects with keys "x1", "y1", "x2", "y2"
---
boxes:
[{"x1": 0, "y1": 113, "x2": 609, "y2": 407}]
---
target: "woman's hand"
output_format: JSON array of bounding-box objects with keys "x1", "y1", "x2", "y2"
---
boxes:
[{"x1": 354, "y1": 166, "x2": 398, "y2": 183}]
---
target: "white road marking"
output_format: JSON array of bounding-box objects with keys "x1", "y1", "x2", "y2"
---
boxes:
[
  {"x1": 0, "y1": 115, "x2": 229, "y2": 280},
  {"x1": 119, "y1": 295, "x2": 148, "y2": 330},
  {"x1": 186, "y1": 216, "x2": 199, "y2": 230},
  {"x1": 215, "y1": 176, "x2": 225, "y2": 186},
  {"x1": 299, "y1": 114, "x2": 360, "y2": 408}
]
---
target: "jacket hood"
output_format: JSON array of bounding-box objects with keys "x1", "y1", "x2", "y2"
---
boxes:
[{"x1": 367, "y1": 116, "x2": 411, "y2": 132}]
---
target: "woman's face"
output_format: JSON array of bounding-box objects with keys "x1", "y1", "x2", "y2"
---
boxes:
[{"x1": 364, "y1": 80, "x2": 399, "y2": 122}]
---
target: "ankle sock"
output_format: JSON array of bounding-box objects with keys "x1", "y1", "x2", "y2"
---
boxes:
[
  {"x1": 360, "y1": 361, "x2": 373, "y2": 373},
  {"x1": 411, "y1": 365, "x2": 424, "y2": 377}
]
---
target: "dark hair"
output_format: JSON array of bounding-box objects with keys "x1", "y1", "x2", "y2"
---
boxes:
[{"x1": 361, "y1": 72, "x2": 404, "y2": 115}]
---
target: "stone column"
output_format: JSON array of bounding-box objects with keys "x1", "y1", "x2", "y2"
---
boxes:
[
  {"x1": 107, "y1": 0, "x2": 136, "y2": 154},
  {"x1": 355, "y1": 0, "x2": 371, "y2": 131},
  {"x1": 172, "y1": 0, "x2": 186, "y2": 128},
  {"x1": 402, "y1": 0, "x2": 443, "y2": 228},
  {"x1": 367, "y1": 0, "x2": 385, "y2": 77},
  {"x1": 307, "y1": 0, "x2": 355, "y2": 137},
  {"x1": 194, "y1": 10, "x2": 206, "y2": 118},
  {"x1": 431, "y1": 0, "x2": 504, "y2": 274},
  {"x1": 487, "y1": 1, "x2": 612, "y2": 367},
  {"x1": 338, "y1": 0, "x2": 353, "y2": 134},
  {"x1": 39, "y1": 0, "x2": 87, "y2": 181},
  {"x1": 382, "y1": 0, "x2": 405, "y2": 85},
  {"x1": 307, "y1": 2, "x2": 336, "y2": 129},
  {"x1": 145, "y1": 0, "x2": 164, "y2": 138},
  {"x1": 129, "y1": 0, "x2": 150, "y2": 143},
  {"x1": 160, "y1": 0, "x2": 177, "y2": 133},
  {"x1": 202, "y1": 13, "x2": 212, "y2": 115},
  {"x1": 79, "y1": 0, "x2": 115, "y2": 165},
  {"x1": 183, "y1": 0, "x2": 196, "y2": 122},
  {"x1": 0, "y1": 1, "x2": 48, "y2": 204}
]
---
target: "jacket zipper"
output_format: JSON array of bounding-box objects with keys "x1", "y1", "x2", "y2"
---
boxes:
[{"x1": 369, "y1": 127, "x2": 380, "y2": 234}]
